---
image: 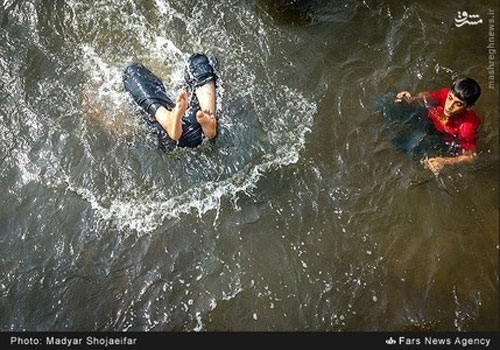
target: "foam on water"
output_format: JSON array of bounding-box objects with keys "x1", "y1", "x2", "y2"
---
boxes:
[
  {"x1": 1, "y1": 0, "x2": 497, "y2": 332},
  {"x1": 64, "y1": 0, "x2": 317, "y2": 234}
]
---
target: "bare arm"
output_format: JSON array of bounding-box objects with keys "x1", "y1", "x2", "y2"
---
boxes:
[
  {"x1": 422, "y1": 150, "x2": 476, "y2": 175},
  {"x1": 395, "y1": 90, "x2": 430, "y2": 103}
]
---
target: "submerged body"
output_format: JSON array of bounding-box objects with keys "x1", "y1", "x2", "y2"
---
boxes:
[{"x1": 392, "y1": 78, "x2": 481, "y2": 174}]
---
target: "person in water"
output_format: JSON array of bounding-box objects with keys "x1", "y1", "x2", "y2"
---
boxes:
[
  {"x1": 395, "y1": 77, "x2": 481, "y2": 175},
  {"x1": 123, "y1": 53, "x2": 217, "y2": 149}
]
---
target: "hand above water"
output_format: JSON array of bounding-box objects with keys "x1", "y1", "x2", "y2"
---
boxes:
[
  {"x1": 421, "y1": 156, "x2": 446, "y2": 175},
  {"x1": 395, "y1": 91, "x2": 413, "y2": 103},
  {"x1": 421, "y1": 151, "x2": 476, "y2": 176}
]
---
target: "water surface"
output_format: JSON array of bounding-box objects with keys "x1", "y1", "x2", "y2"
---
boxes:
[{"x1": 0, "y1": 0, "x2": 498, "y2": 331}]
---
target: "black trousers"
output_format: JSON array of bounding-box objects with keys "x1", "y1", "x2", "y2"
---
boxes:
[{"x1": 122, "y1": 53, "x2": 216, "y2": 148}]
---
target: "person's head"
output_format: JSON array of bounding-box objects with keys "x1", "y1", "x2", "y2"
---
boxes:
[{"x1": 444, "y1": 77, "x2": 481, "y2": 117}]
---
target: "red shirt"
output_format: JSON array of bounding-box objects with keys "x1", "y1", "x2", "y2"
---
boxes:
[{"x1": 427, "y1": 88, "x2": 480, "y2": 152}]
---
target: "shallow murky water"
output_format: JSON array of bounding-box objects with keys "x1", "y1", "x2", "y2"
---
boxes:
[{"x1": 0, "y1": 0, "x2": 498, "y2": 331}]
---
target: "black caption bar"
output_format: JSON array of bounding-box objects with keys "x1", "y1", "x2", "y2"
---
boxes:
[{"x1": 1, "y1": 331, "x2": 499, "y2": 349}]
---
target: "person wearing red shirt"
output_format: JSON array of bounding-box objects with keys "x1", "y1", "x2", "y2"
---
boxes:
[{"x1": 395, "y1": 77, "x2": 481, "y2": 175}]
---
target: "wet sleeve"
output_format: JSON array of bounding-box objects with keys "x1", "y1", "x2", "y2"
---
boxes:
[
  {"x1": 428, "y1": 88, "x2": 448, "y2": 107},
  {"x1": 458, "y1": 121, "x2": 478, "y2": 152}
]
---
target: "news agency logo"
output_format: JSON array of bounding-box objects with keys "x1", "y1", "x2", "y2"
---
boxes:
[
  {"x1": 454, "y1": 11, "x2": 483, "y2": 27},
  {"x1": 385, "y1": 337, "x2": 396, "y2": 345}
]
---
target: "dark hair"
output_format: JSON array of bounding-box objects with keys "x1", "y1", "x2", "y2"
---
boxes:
[{"x1": 451, "y1": 77, "x2": 481, "y2": 106}]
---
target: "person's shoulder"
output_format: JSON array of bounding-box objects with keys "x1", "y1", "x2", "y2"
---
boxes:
[
  {"x1": 459, "y1": 109, "x2": 481, "y2": 133},
  {"x1": 428, "y1": 87, "x2": 449, "y2": 101},
  {"x1": 465, "y1": 108, "x2": 481, "y2": 124},
  {"x1": 432, "y1": 87, "x2": 449, "y2": 96}
]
